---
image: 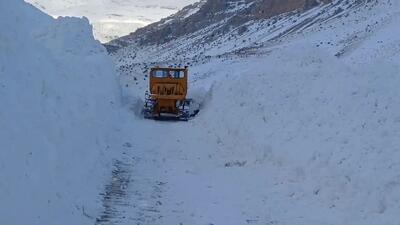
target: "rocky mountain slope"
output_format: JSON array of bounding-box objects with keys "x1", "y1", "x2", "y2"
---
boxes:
[
  {"x1": 109, "y1": 0, "x2": 333, "y2": 47},
  {"x1": 107, "y1": 0, "x2": 386, "y2": 80}
]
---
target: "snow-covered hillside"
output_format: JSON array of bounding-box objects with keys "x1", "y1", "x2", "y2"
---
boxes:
[
  {"x1": 0, "y1": 1, "x2": 124, "y2": 225},
  {"x1": 24, "y1": 0, "x2": 198, "y2": 42},
  {"x1": 104, "y1": 0, "x2": 400, "y2": 224}
]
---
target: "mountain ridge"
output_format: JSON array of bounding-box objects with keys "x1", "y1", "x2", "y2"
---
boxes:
[{"x1": 107, "y1": 0, "x2": 334, "y2": 48}]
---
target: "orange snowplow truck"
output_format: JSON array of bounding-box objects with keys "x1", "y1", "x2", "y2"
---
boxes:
[{"x1": 143, "y1": 67, "x2": 199, "y2": 121}]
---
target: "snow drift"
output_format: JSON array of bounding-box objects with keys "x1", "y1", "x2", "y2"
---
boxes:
[
  {"x1": 192, "y1": 45, "x2": 400, "y2": 224},
  {"x1": 0, "y1": 1, "x2": 121, "y2": 224}
]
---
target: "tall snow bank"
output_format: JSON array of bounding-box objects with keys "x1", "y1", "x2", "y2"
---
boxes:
[
  {"x1": 195, "y1": 44, "x2": 400, "y2": 224},
  {"x1": 0, "y1": 1, "x2": 121, "y2": 224}
]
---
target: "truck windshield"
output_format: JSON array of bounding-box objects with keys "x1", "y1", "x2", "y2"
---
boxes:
[
  {"x1": 152, "y1": 70, "x2": 185, "y2": 78},
  {"x1": 153, "y1": 70, "x2": 168, "y2": 78}
]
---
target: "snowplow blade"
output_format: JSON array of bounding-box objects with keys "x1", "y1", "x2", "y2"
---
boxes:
[{"x1": 143, "y1": 98, "x2": 200, "y2": 121}]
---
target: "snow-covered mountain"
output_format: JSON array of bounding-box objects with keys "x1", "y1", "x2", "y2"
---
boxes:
[
  {"x1": 24, "y1": 0, "x2": 199, "y2": 42},
  {"x1": 103, "y1": 0, "x2": 400, "y2": 224},
  {"x1": 108, "y1": 0, "x2": 399, "y2": 71},
  {"x1": 107, "y1": 0, "x2": 331, "y2": 48},
  {"x1": 0, "y1": 1, "x2": 125, "y2": 224}
]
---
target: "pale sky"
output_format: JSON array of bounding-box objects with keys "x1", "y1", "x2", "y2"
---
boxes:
[{"x1": 25, "y1": 0, "x2": 198, "y2": 42}]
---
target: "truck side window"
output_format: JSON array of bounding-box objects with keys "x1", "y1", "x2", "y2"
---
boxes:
[{"x1": 175, "y1": 71, "x2": 185, "y2": 78}]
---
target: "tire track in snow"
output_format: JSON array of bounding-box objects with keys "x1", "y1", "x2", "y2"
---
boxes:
[
  {"x1": 95, "y1": 151, "x2": 166, "y2": 225},
  {"x1": 96, "y1": 159, "x2": 133, "y2": 225}
]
